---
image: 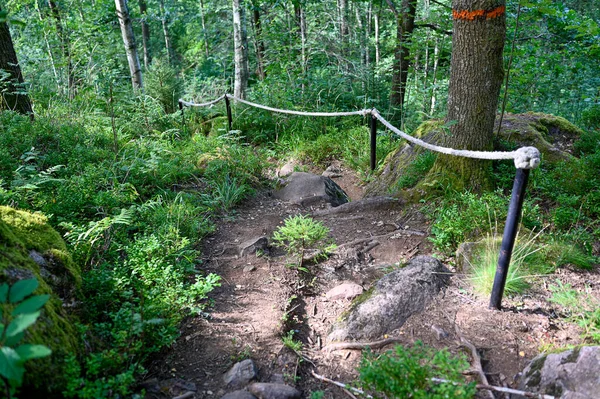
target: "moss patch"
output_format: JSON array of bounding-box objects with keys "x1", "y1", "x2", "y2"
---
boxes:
[{"x1": 0, "y1": 206, "x2": 80, "y2": 395}]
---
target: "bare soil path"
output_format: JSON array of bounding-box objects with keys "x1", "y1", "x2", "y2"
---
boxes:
[{"x1": 143, "y1": 162, "x2": 598, "y2": 399}]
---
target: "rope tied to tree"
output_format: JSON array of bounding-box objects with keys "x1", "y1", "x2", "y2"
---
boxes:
[{"x1": 179, "y1": 95, "x2": 541, "y2": 170}]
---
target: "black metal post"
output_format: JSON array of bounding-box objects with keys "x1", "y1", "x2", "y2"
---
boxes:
[
  {"x1": 489, "y1": 167, "x2": 531, "y2": 310},
  {"x1": 178, "y1": 100, "x2": 184, "y2": 127},
  {"x1": 224, "y1": 95, "x2": 233, "y2": 131},
  {"x1": 370, "y1": 114, "x2": 377, "y2": 171}
]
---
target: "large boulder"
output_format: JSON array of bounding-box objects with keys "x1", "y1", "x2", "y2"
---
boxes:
[
  {"x1": 516, "y1": 346, "x2": 600, "y2": 399},
  {"x1": 273, "y1": 172, "x2": 349, "y2": 207},
  {"x1": 0, "y1": 206, "x2": 80, "y2": 396},
  {"x1": 328, "y1": 256, "x2": 450, "y2": 342}
]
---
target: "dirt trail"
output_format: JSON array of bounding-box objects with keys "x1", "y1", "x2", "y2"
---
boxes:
[{"x1": 144, "y1": 163, "x2": 595, "y2": 399}]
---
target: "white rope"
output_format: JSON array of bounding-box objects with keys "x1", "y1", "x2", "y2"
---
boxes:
[
  {"x1": 178, "y1": 94, "x2": 541, "y2": 170},
  {"x1": 225, "y1": 94, "x2": 370, "y2": 117},
  {"x1": 179, "y1": 94, "x2": 225, "y2": 108},
  {"x1": 371, "y1": 109, "x2": 540, "y2": 169}
]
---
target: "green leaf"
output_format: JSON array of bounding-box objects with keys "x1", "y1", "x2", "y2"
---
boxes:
[
  {"x1": 0, "y1": 283, "x2": 8, "y2": 302},
  {"x1": 9, "y1": 279, "x2": 39, "y2": 303},
  {"x1": 5, "y1": 311, "x2": 40, "y2": 338},
  {"x1": 0, "y1": 323, "x2": 4, "y2": 339},
  {"x1": 5, "y1": 332, "x2": 24, "y2": 347},
  {"x1": 12, "y1": 295, "x2": 50, "y2": 316},
  {"x1": 15, "y1": 344, "x2": 52, "y2": 361},
  {"x1": 0, "y1": 347, "x2": 24, "y2": 384}
]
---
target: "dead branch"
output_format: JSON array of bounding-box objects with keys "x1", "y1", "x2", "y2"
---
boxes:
[
  {"x1": 454, "y1": 325, "x2": 494, "y2": 399},
  {"x1": 430, "y1": 378, "x2": 555, "y2": 399},
  {"x1": 311, "y1": 371, "x2": 372, "y2": 398},
  {"x1": 322, "y1": 337, "x2": 404, "y2": 352}
]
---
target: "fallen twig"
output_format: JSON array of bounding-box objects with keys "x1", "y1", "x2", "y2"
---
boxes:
[
  {"x1": 430, "y1": 378, "x2": 555, "y2": 399},
  {"x1": 322, "y1": 337, "x2": 404, "y2": 352},
  {"x1": 310, "y1": 371, "x2": 372, "y2": 398},
  {"x1": 172, "y1": 392, "x2": 195, "y2": 399}
]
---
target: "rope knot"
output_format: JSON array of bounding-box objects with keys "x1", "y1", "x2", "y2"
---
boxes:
[{"x1": 514, "y1": 146, "x2": 541, "y2": 169}]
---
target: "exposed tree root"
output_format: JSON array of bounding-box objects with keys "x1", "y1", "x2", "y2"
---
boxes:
[{"x1": 322, "y1": 337, "x2": 405, "y2": 352}]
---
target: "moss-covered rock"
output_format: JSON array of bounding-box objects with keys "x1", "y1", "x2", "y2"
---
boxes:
[
  {"x1": 0, "y1": 206, "x2": 80, "y2": 396},
  {"x1": 366, "y1": 113, "x2": 584, "y2": 197},
  {"x1": 495, "y1": 112, "x2": 583, "y2": 163}
]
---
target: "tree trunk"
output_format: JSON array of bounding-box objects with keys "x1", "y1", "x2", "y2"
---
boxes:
[
  {"x1": 429, "y1": 37, "x2": 439, "y2": 114},
  {"x1": 232, "y1": 0, "x2": 249, "y2": 99},
  {"x1": 251, "y1": 1, "x2": 266, "y2": 80},
  {"x1": 389, "y1": 0, "x2": 417, "y2": 112},
  {"x1": 139, "y1": 0, "x2": 151, "y2": 68},
  {"x1": 0, "y1": 16, "x2": 34, "y2": 117},
  {"x1": 115, "y1": 0, "x2": 143, "y2": 90},
  {"x1": 200, "y1": 0, "x2": 209, "y2": 58},
  {"x1": 374, "y1": 11, "x2": 380, "y2": 65},
  {"x1": 432, "y1": 0, "x2": 506, "y2": 191},
  {"x1": 338, "y1": 0, "x2": 348, "y2": 41},
  {"x1": 159, "y1": 0, "x2": 174, "y2": 64},
  {"x1": 48, "y1": 0, "x2": 75, "y2": 99},
  {"x1": 35, "y1": 0, "x2": 59, "y2": 88}
]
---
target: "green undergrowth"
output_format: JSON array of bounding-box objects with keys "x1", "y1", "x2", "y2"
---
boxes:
[
  {"x1": 0, "y1": 104, "x2": 266, "y2": 397},
  {"x1": 549, "y1": 281, "x2": 600, "y2": 344}
]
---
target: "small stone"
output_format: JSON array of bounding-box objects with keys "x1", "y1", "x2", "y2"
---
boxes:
[
  {"x1": 29, "y1": 250, "x2": 47, "y2": 267},
  {"x1": 325, "y1": 283, "x2": 364, "y2": 301},
  {"x1": 431, "y1": 325, "x2": 449, "y2": 340},
  {"x1": 248, "y1": 383, "x2": 301, "y2": 399},
  {"x1": 221, "y1": 390, "x2": 257, "y2": 399},
  {"x1": 223, "y1": 359, "x2": 258, "y2": 389},
  {"x1": 243, "y1": 265, "x2": 256, "y2": 273},
  {"x1": 239, "y1": 236, "x2": 269, "y2": 257}
]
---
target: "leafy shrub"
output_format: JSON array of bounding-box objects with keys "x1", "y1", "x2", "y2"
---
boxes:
[
  {"x1": 145, "y1": 57, "x2": 184, "y2": 114},
  {"x1": 0, "y1": 279, "x2": 52, "y2": 396},
  {"x1": 358, "y1": 342, "x2": 476, "y2": 399},
  {"x1": 273, "y1": 215, "x2": 336, "y2": 270},
  {"x1": 428, "y1": 190, "x2": 541, "y2": 253}
]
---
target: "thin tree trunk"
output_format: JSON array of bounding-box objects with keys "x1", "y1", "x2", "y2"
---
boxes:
[
  {"x1": 366, "y1": 1, "x2": 372, "y2": 68},
  {"x1": 115, "y1": 0, "x2": 143, "y2": 90},
  {"x1": 374, "y1": 11, "x2": 380, "y2": 65},
  {"x1": 232, "y1": 0, "x2": 249, "y2": 99},
  {"x1": 389, "y1": 0, "x2": 417, "y2": 112},
  {"x1": 432, "y1": 0, "x2": 506, "y2": 190},
  {"x1": 159, "y1": 0, "x2": 174, "y2": 63},
  {"x1": 35, "y1": 0, "x2": 59, "y2": 88},
  {"x1": 200, "y1": 0, "x2": 209, "y2": 58},
  {"x1": 48, "y1": 0, "x2": 75, "y2": 99},
  {"x1": 0, "y1": 16, "x2": 34, "y2": 117},
  {"x1": 429, "y1": 38, "x2": 439, "y2": 114},
  {"x1": 139, "y1": 0, "x2": 151, "y2": 68},
  {"x1": 251, "y1": 1, "x2": 266, "y2": 80}
]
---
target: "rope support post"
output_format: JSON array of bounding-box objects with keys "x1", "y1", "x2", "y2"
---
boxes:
[
  {"x1": 370, "y1": 113, "x2": 377, "y2": 171},
  {"x1": 489, "y1": 167, "x2": 531, "y2": 310},
  {"x1": 178, "y1": 99, "x2": 185, "y2": 127},
  {"x1": 224, "y1": 95, "x2": 232, "y2": 131}
]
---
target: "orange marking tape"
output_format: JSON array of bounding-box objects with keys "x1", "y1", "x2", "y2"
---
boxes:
[{"x1": 452, "y1": 5, "x2": 506, "y2": 20}]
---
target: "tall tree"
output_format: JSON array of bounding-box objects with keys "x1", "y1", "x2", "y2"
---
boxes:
[
  {"x1": 432, "y1": 0, "x2": 506, "y2": 190},
  {"x1": 388, "y1": 0, "x2": 417, "y2": 113},
  {"x1": 232, "y1": 0, "x2": 248, "y2": 99},
  {"x1": 115, "y1": 0, "x2": 143, "y2": 90},
  {"x1": 0, "y1": 11, "x2": 34, "y2": 117},
  {"x1": 250, "y1": 0, "x2": 266, "y2": 80},
  {"x1": 159, "y1": 0, "x2": 174, "y2": 63},
  {"x1": 47, "y1": 0, "x2": 74, "y2": 98},
  {"x1": 139, "y1": 0, "x2": 151, "y2": 68}
]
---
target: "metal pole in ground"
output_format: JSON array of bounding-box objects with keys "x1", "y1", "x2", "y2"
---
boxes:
[
  {"x1": 178, "y1": 100, "x2": 185, "y2": 129},
  {"x1": 489, "y1": 167, "x2": 531, "y2": 310},
  {"x1": 224, "y1": 95, "x2": 233, "y2": 131},
  {"x1": 370, "y1": 114, "x2": 377, "y2": 171}
]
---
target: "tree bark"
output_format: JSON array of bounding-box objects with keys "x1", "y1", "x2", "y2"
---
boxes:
[
  {"x1": 432, "y1": 0, "x2": 506, "y2": 191},
  {"x1": 429, "y1": 37, "x2": 439, "y2": 114},
  {"x1": 232, "y1": 0, "x2": 249, "y2": 99},
  {"x1": 0, "y1": 16, "x2": 34, "y2": 117},
  {"x1": 389, "y1": 0, "x2": 417, "y2": 112},
  {"x1": 159, "y1": 0, "x2": 174, "y2": 64},
  {"x1": 139, "y1": 0, "x2": 151, "y2": 68},
  {"x1": 115, "y1": 0, "x2": 143, "y2": 90},
  {"x1": 251, "y1": 1, "x2": 266, "y2": 80}
]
